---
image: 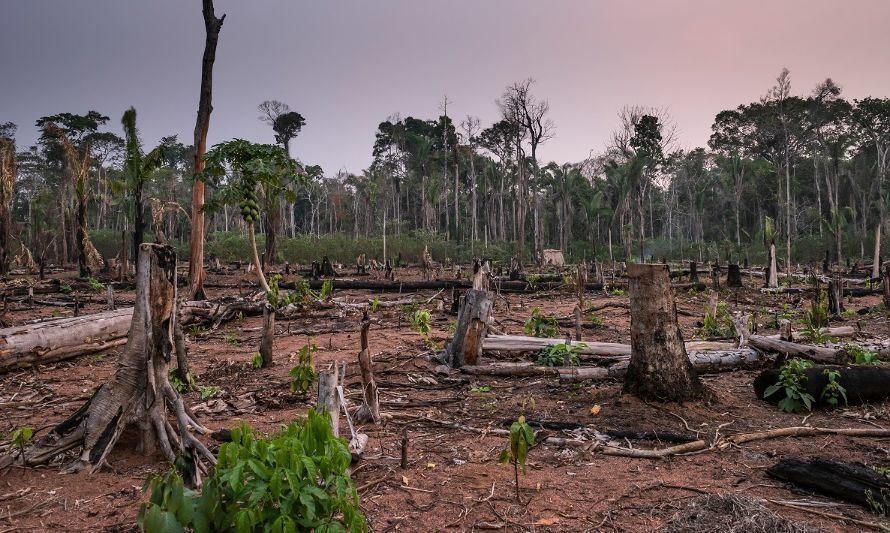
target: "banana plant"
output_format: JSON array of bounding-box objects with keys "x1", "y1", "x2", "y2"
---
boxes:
[{"x1": 821, "y1": 206, "x2": 855, "y2": 268}]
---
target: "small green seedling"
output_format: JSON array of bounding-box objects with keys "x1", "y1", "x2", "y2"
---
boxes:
[
  {"x1": 409, "y1": 309, "x2": 431, "y2": 335},
  {"x1": 370, "y1": 297, "x2": 380, "y2": 313},
  {"x1": 820, "y1": 369, "x2": 847, "y2": 408},
  {"x1": 499, "y1": 416, "x2": 535, "y2": 502},
  {"x1": 523, "y1": 307, "x2": 560, "y2": 338},
  {"x1": 289, "y1": 343, "x2": 318, "y2": 394},
  {"x1": 223, "y1": 333, "x2": 240, "y2": 345},
  {"x1": 535, "y1": 343, "x2": 583, "y2": 367},
  {"x1": 470, "y1": 385, "x2": 492, "y2": 393},
  {"x1": 250, "y1": 352, "x2": 263, "y2": 369},
  {"x1": 763, "y1": 358, "x2": 815, "y2": 413},
  {"x1": 11, "y1": 426, "x2": 34, "y2": 457},
  {"x1": 200, "y1": 386, "x2": 222, "y2": 400},
  {"x1": 88, "y1": 277, "x2": 105, "y2": 292}
]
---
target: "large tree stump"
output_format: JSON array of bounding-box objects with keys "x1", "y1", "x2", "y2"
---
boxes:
[
  {"x1": 259, "y1": 304, "x2": 275, "y2": 367},
  {"x1": 623, "y1": 263, "x2": 704, "y2": 402},
  {"x1": 447, "y1": 265, "x2": 492, "y2": 367},
  {"x1": 317, "y1": 362, "x2": 341, "y2": 437},
  {"x1": 828, "y1": 274, "x2": 844, "y2": 316},
  {"x1": 3, "y1": 244, "x2": 214, "y2": 484},
  {"x1": 726, "y1": 264, "x2": 742, "y2": 288}
]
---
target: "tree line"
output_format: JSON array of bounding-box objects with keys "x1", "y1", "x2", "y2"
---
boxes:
[{"x1": 0, "y1": 69, "x2": 888, "y2": 277}]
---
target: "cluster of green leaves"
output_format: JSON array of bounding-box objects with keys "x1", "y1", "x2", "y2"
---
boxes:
[
  {"x1": 589, "y1": 312, "x2": 603, "y2": 326},
  {"x1": 138, "y1": 410, "x2": 367, "y2": 532},
  {"x1": 199, "y1": 386, "x2": 222, "y2": 401},
  {"x1": 88, "y1": 277, "x2": 105, "y2": 292},
  {"x1": 408, "y1": 309, "x2": 431, "y2": 335},
  {"x1": 699, "y1": 301, "x2": 734, "y2": 338},
  {"x1": 369, "y1": 297, "x2": 380, "y2": 313},
  {"x1": 470, "y1": 385, "x2": 491, "y2": 393},
  {"x1": 523, "y1": 307, "x2": 560, "y2": 338},
  {"x1": 251, "y1": 352, "x2": 264, "y2": 370},
  {"x1": 499, "y1": 416, "x2": 536, "y2": 502},
  {"x1": 848, "y1": 344, "x2": 881, "y2": 365},
  {"x1": 189, "y1": 325, "x2": 207, "y2": 337},
  {"x1": 763, "y1": 358, "x2": 815, "y2": 413},
  {"x1": 609, "y1": 288, "x2": 627, "y2": 297},
  {"x1": 800, "y1": 321, "x2": 833, "y2": 344},
  {"x1": 289, "y1": 343, "x2": 318, "y2": 394},
  {"x1": 535, "y1": 343, "x2": 583, "y2": 367},
  {"x1": 318, "y1": 280, "x2": 333, "y2": 301},
  {"x1": 801, "y1": 294, "x2": 829, "y2": 338},
  {"x1": 223, "y1": 333, "x2": 240, "y2": 346},
  {"x1": 820, "y1": 369, "x2": 847, "y2": 408},
  {"x1": 10, "y1": 426, "x2": 33, "y2": 456},
  {"x1": 168, "y1": 369, "x2": 196, "y2": 394},
  {"x1": 59, "y1": 283, "x2": 73, "y2": 294}
]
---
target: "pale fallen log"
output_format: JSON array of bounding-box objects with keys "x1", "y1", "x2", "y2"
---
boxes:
[
  {"x1": 733, "y1": 313, "x2": 848, "y2": 364},
  {"x1": 462, "y1": 346, "x2": 767, "y2": 381},
  {"x1": 481, "y1": 335, "x2": 739, "y2": 358},
  {"x1": 764, "y1": 325, "x2": 857, "y2": 341},
  {"x1": 0, "y1": 307, "x2": 134, "y2": 371}
]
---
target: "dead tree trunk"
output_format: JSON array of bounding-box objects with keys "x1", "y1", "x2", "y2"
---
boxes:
[
  {"x1": 828, "y1": 274, "x2": 844, "y2": 316},
  {"x1": 726, "y1": 264, "x2": 742, "y2": 288},
  {"x1": 188, "y1": 0, "x2": 225, "y2": 301},
  {"x1": 447, "y1": 265, "x2": 492, "y2": 367},
  {"x1": 4, "y1": 244, "x2": 215, "y2": 484},
  {"x1": 354, "y1": 313, "x2": 380, "y2": 424},
  {"x1": 259, "y1": 304, "x2": 275, "y2": 367},
  {"x1": 768, "y1": 458, "x2": 890, "y2": 510},
  {"x1": 883, "y1": 262, "x2": 890, "y2": 309},
  {"x1": 317, "y1": 362, "x2": 340, "y2": 437},
  {"x1": 623, "y1": 263, "x2": 704, "y2": 402}
]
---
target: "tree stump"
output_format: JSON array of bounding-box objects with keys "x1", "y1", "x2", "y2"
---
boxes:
[
  {"x1": 768, "y1": 458, "x2": 890, "y2": 510},
  {"x1": 623, "y1": 263, "x2": 704, "y2": 402},
  {"x1": 883, "y1": 263, "x2": 890, "y2": 309},
  {"x1": 317, "y1": 362, "x2": 341, "y2": 437},
  {"x1": 726, "y1": 264, "x2": 742, "y2": 288},
  {"x1": 259, "y1": 304, "x2": 275, "y2": 367},
  {"x1": 828, "y1": 274, "x2": 844, "y2": 316},
  {"x1": 447, "y1": 289, "x2": 492, "y2": 367},
  {"x1": 3, "y1": 244, "x2": 214, "y2": 484},
  {"x1": 688, "y1": 261, "x2": 699, "y2": 283}
]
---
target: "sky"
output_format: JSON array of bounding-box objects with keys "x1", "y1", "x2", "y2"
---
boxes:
[{"x1": 2, "y1": 0, "x2": 890, "y2": 175}]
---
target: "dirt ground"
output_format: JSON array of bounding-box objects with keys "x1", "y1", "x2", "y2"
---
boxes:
[{"x1": 2, "y1": 265, "x2": 890, "y2": 532}]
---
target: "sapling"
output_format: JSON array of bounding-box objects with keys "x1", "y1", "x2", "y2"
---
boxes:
[{"x1": 499, "y1": 416, "x2": 535, "y2": 502}]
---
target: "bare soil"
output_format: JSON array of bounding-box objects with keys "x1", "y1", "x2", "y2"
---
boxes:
[{"x1": 2, "y1": 266, "x2": 889, "y2": 532}]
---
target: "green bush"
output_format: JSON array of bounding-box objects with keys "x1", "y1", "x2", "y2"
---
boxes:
[
  {"x1": 523, "y1": 308, "x2": 560, "y2": 338},
  {"x1": 138, "y1": 410, "x2": 367, "y2": 532}
]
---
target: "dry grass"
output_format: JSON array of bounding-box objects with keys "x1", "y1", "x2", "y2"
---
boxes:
[{"x1": 660, "y1": 493, "x2": 825, "y2": 533}]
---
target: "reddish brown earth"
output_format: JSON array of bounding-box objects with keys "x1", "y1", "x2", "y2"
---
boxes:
[{"x1": 1, "y1": 266, "x2": 889, "y2": 531}]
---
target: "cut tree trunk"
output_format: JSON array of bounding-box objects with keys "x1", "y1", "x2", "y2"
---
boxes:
[
  {"x1": 884, "y1": 262, "x2": 890, "y2": 309},
  {"x1": 768, "y1": 458, "x2": 890, "y2": 510},
  {"x1": 447, "y1": 288, "x2": 492, "y2": 367},
  {"x1": 259, "y1": 304, "x2": 275, "y2": 367},
  {"x1": 623, "y1": 263, "x2": 704, "y2": 401},
  {"x1": 317, "y1": 362, "x2": 341, "y2": 437},
  {"x1": 828, "y1": 274, "x2": 844, "y2": 316},
  {"x1": 2, "y1": 244, "x2": 215, "y2": 484}
]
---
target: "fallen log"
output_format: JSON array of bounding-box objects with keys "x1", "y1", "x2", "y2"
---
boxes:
[
  {"x1": 481, "y1": 334, "x2": 739, "y2": 358},
  {"x1": 0, "y1": 307, "x2": 134, "y2": 371},
  {"x1": 754, "y1": 365, "x2": 890, "y2": 406},
  {"x1": 733, "y1": 313, "x2": 848, "y2": 364},
  {"x1": 767, "y1": 458, "x2": 890, "y2": 510}
]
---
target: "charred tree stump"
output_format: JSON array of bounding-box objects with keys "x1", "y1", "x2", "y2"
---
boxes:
[
  {"x1": 623, "y1": 263, "x2": 704, "y2": 402},
  {"x1": 768, "y1": 458, "x2": 890, "y2": 510},
  {"x1": 710, "y1": 262, "x2": 721, "y2": 290},
  {"x1": 822, "y1": 250, "x2": 830, "y2": 274},
  {"x1": 354, "y1": 313, "x2": 380, "y2": 424},
  {"x1": 726, "y1": 264, "x2": 742, "y2": 288},
  {"x1": 106, "y1": 284, "x2": 114, "y2": 311},
  {"x1": 688, "y1": 261, "x2": 699, "y2": 283},
  {"x1": 574, "y1": 306, "x2": 582, "y2": 342},
  {"x1": 828, "y1": 274, "x2": 844, "y2": 316},
  {"x1": 2, "y1": 244, "x2": 214, "y2": 483}
]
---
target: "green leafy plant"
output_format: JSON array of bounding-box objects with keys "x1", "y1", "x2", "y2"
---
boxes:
[
  {"x1": 223, "y1": 333, "x2": 240, "y2": 345},
  {"x1": 250, "y1": 352, "x2": 263, "y2": 369},
  {"x1": 138, "y1": 410, "x2": 367, "y2": 532},
  {"x1": 409, "y1": 309, "x2": 431, "y2": 335},
  {"x1": 610, "y1": 287, "x2": 627, "y2": 297},
  {"x1": 10, "y1": 426, "x2": 34, "y2": 458},
  {"x1": 59, "y1": 283, "x2": 73, "y2": 294},
  {"x1": 535, "y1": 343, "x2": 584, "y2": 367},
  {"x1": 589, "y1": 312, "x2": 603, "y2": 326},
  {"x1": 848, "y1": 344, "x2": 880, "y2": 365},
  {"x1": 318, "y1": 280, "x2": 333, "y2": 301},
  {"x1": 168, "y1": 368, "x2": 196, "y2": 393},
  {"x1": 87, "y1": 277, "x2": 105, "y2": 292},
  {"x1": 800, "y1": 321, "x2": 833, "y2": 344},
  {"x1": 369, "y1": 297, "x2": 380, "y2": 313},
  {"x1": 763, "y1": 358, "x2": 815, "y2": 413},
  {"x1": 699, "y1": 301, "x2": 734, "y2": 338},
  {"x1": 199, "y1": 386, "x2": 222, "y2": 401},
  {"x1": 523, "y1": 307, "x2": 560, "y2": 338},
  {"x1": 470, "y1": 385, "x2": 492, "y2": 393},
  {"x1": 189, "y1": 324, "x2": 206, "y2": 337},
  {"x1": 289, "y1": 343, "x2": 318, "y2": 394},
  {"x1": 499, "y1": 416, "x2": 536, "y2": 502},
  {"x1": 820, "y1": 369, "x2": 847, "y2": 408}
]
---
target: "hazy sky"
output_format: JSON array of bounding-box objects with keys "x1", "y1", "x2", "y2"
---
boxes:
[{"x1": 3, "y1": 0, "x2": 889, "y2": 174}]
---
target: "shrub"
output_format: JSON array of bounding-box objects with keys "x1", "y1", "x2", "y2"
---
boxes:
[
  {"x1": 535, "y1": 343, "x2": 583, "y2": 367},
  {"x1": 523, "y1": 308, "x2": 560, "y2": 338},
  {"x1": 138, "y1": 410, "x2": 367, "y2": 532},
  {"x1": 763, "y1": 358, "x2": 815, "y2": 413}
]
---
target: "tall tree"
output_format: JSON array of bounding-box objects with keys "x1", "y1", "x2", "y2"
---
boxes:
[
  {"x1": 121, "y1": 108, "x2": 163, "y2": 273},
  {"x1": 0, "y1": 123, "x2": 15, "y2": 274},
  {"x1": 188, "y1": 0, "x2": 225, "y2": 300},
  {"x1": 852, "y1": 98, "x2": 890, "y2": 277}
]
